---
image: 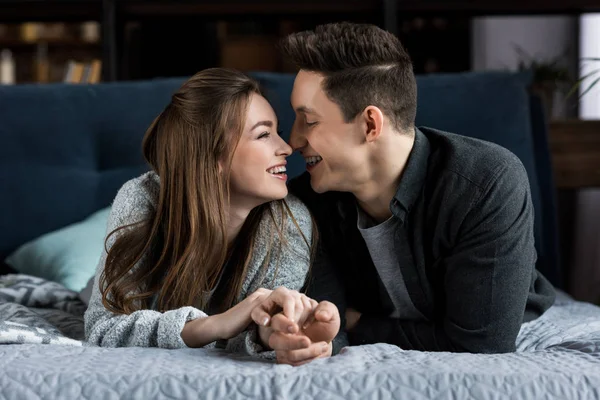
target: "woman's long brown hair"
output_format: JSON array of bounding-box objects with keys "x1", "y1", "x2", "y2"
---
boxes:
[{"x1": 100, "y1": 68, "x2": 315, "y2": 315}]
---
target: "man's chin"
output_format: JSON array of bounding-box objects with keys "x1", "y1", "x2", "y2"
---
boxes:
[{"x1": 309, "y1": 177, "x2": 329, "y2": 194}]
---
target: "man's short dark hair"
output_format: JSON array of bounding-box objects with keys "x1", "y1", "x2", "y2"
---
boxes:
[{"x1": 280, "y1": 22, "x2": 417, "y2": 132}]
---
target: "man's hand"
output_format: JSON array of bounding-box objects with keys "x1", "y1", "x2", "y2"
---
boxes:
[
  {"x1": 261, "y1": 301, "x2": 340, "y2": 366},
  {"x1": 300, "y1": 301, "x2": 340, "y2": 343},
  {"x1": 273, "y1": 337, "x2": 332, "y2": 367},
  {"x1": 345, "y1": 308, "x2": 362, "y2": 331}
]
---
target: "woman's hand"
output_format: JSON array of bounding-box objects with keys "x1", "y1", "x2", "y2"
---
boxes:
[
  {"x1": 251, "y1": 286, "x2": 317, "y2": 333},
  {"x1": 181, "y1": 288, "x2": 272, "y2": 347},
  {"x1": 252, "y1": 286, "x2": 320, "y2": 351},
  {"x1": 216, "y1": 288, "x2": 274, "y2": 340}
]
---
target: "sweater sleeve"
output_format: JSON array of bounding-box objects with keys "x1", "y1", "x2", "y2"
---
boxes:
[
  {"x1": 225, "y1": 194, "x2": 313, "y2": 358},
  {"x1": 84, "y1": 174, "x2": 212, "y2": 349}
]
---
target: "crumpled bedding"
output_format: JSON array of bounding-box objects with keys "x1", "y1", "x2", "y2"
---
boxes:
[{"x1": 1, "y1": 274, "x2": 600, "y2": 399}]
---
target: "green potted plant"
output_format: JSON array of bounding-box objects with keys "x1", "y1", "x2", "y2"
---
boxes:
[
  {"x1": 566, "y1": 57, "x2": 600, "y2": 100},
  {"x1": 514, "y1": 44, "x2": 572, "y2": 120}
]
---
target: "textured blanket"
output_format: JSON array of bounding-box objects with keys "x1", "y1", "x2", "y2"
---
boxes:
[
  {"x1": 0, "y1": 274, "x2": 85, "y2": 346},
  {"x1": 1, "y1": 274, "x2": 600, "y2": 399}
]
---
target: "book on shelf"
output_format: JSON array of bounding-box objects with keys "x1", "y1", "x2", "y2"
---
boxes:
[
  {"x1": 64, "y1": 59, "x2": 102, "y2": 84},
  {"x1": 0, "y1": 49, "x2": 15, "y2": 84}
]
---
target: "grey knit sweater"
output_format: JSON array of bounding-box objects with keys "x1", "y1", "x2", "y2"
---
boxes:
[{"x1": 84, "y1": 171, "x2": 312, "y2": 357}]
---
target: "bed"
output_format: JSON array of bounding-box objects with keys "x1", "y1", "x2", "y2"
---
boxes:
[
  {"x1": 0, "y1": 71, "x2": 593, "y2": 399},
  {"x1": 1, "y1": 274, "x2": 600, "y2": 399}
]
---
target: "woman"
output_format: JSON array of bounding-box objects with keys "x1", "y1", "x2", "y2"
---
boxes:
[{"x1": 84, "y1": 68, "x2": 337, "y2": 356}]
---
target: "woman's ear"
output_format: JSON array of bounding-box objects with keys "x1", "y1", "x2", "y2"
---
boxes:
[{"x1": 362, "y1": 106, "x2": 384, "y2": 143}]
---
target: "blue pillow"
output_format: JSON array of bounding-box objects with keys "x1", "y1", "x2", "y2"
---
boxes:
[{"x1": 4, "y1": 207, "x2": 110, "y2": 292}]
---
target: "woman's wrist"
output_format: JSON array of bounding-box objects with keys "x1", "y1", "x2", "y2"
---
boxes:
[{"x1": 181, "y1": 315, "x2": 222, "y2": 348}]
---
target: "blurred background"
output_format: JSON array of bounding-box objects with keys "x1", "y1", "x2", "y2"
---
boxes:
[{"x1": 0, "y1": 0, "x2": 599, "y2": 303}]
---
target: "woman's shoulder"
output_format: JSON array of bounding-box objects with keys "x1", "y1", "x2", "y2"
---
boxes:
[
  {"x1": 109, "y1": 171, "x2": 160, "y2": 226},
  {"x1": 262, "y1": 194, "x2": 313, "y2": 246},
  {"x1": 283, "y1": 193, "x2": 310, "y2": 218},
  {"x1": 115, "y1": 171, "x2": 160, "y2": 205}
]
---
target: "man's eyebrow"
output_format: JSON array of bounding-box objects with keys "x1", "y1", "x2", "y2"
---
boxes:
[
  {"x1": 295, "y1": 106, "x2": 320, "y2": 116},
  {"x1": 250, "y1": 120, "x2": 273, "y2": 130}
]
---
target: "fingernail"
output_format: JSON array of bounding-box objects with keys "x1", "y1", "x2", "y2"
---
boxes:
[
  {"x1": 262, "y1": 317, "x2": 269, "y2": 326},
  {"x1": 288, "y1": 325, "x2": 296, "y2": 333},
  {"x1": 321, "y1": 343, "x2": 329, "y2": 352}
]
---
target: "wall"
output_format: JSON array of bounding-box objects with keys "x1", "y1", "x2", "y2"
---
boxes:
[
  {"x1": 471, "y1": 16, "x2": 578, "y2": 119},
  {"x1": 470, "y1": 16, "x2": 600, "y2": 302},
  {"x1": 471, "y1": 16, "x2": 577, "y2": 72},
  {"x1": 572, "y1": 14, "x2": 600, "y2": 304}
]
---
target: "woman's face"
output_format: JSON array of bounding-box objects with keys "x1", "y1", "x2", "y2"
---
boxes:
[{"x1": 228, "y1": 93, "x2": 292, "y2": 209}]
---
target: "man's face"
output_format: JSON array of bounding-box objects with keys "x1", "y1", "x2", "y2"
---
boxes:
[{"x1": 289, "y1": 70, "x2": 368, "y2": 194}]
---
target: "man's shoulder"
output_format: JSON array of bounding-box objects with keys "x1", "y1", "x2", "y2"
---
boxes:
[{"x1": 421, "y1": 127, "x2": 526, "y2": 192}]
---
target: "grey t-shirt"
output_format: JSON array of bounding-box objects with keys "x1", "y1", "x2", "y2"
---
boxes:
[{"x1": 357, "y1": 205, "x2": 426, "y2": 320}]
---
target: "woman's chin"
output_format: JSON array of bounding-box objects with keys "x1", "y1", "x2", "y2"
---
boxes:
[
  {"x1": 273, "y1": 187, "x2": 289, "y2": 201},
  {"x1": 264, "y1": 186, "x2": 289, "y2": 202},
  {"x1": 246, "y1": 188, "x2": 289, "y2": 208}
]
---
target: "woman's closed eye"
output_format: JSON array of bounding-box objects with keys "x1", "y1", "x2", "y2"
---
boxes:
[
  {"x1": 306, "y1": 121, "x2": 318, "y2": 127},
  {"x1": 258, "y1": 129, "x2": 284, "y2": 140}
]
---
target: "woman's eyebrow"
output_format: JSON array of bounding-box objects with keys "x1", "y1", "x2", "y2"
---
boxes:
[{"x1": 250, "y1": 120, "x2": 273, "y2": 130}]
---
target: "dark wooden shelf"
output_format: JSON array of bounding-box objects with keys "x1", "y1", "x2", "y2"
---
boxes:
[
  {"x1": 3, "y1": 0, "x2": 600, "y2": 81},
  {"x1": 0, "y1": 1, "x2": 101, "y2": 22},
  {"x1": 122, "y1": 0, "x2": 380, "y2": 16},
  {"x1": 550, "y1": 120, "x2": 600, "y2": 189},
  {"x1": 390, "y1": 0, "x2": 600, "y2": 14},
  {"x1": 120, "y1": 0, "x2": 600, "y2": 17},
  {"x1": 2, "y1": 0, "x2": 600, "y2": 22},
  {"x1": 0, "y1": 39, "x2": 101, "y2": 50}
]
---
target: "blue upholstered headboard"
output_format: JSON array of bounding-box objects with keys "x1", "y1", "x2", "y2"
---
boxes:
[{"x1": 0, "y1": 71, "x2": 561, "y2": 288}]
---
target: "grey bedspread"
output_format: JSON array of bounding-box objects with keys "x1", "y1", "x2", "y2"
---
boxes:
[{"x1": 1, "y1": 274, "x2": 600, "y2": 400}]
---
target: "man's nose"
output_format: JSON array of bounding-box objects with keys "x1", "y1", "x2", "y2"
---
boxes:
[{"x1": 289, "y1": 124, "x2": 306, "y2": 151}]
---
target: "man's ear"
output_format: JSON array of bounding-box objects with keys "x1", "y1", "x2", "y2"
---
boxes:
[{"x1": 361, "y1": 106, "x2": 384, "y2": 143}]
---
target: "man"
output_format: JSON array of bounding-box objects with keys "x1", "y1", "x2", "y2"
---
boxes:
[{"x1": 253, "y1": 22, "x2": 555, "y2": 365}]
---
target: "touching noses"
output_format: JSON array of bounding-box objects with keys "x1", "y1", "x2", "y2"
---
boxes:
[{"x1": 289, "y1": 122, "x2": 307, "y2": 152}]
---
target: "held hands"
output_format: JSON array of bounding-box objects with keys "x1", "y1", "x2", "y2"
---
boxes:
[
  {"x1": 180, "y1": 286, "x2": 342, "y2": 367},
  {"x1": 250, "y1": 287, "x2": 340, "y2": 366}
]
